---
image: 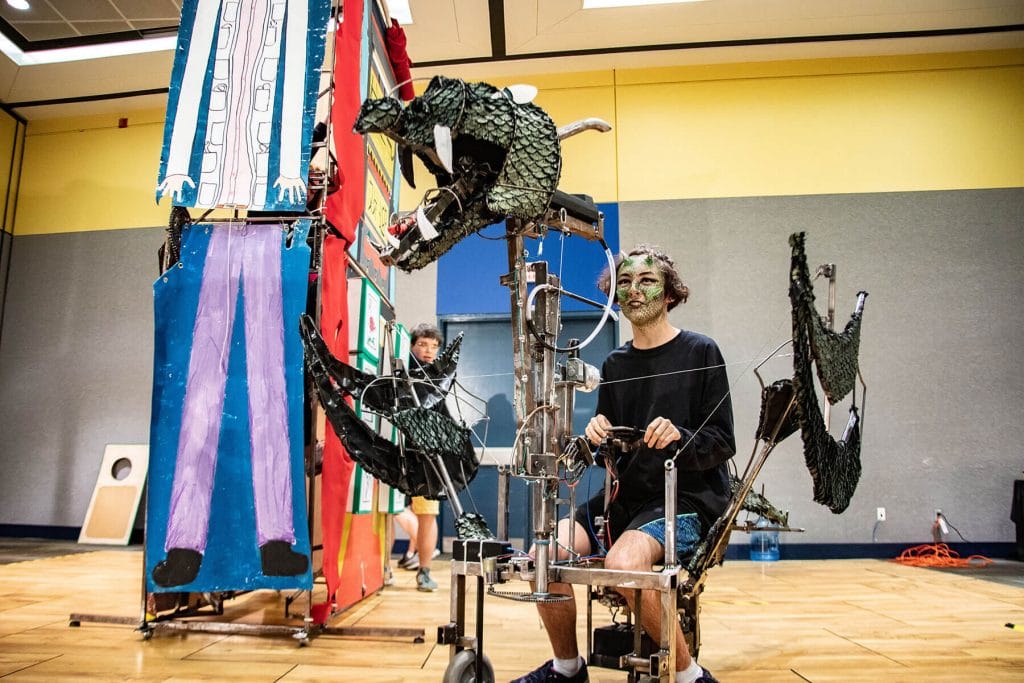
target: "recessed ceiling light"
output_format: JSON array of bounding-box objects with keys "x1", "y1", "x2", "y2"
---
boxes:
[
  {"x1": 0, "y1": 32, "x2": 176, "y2": 66},
  {"x1": 0, "y1": 10, "x2": 333, "y2": 66},
  {"x1": 6, "y1": 0, "x2": 31, "y2": 11},
  {"x1": 583, "y1": 0, "x2": 708, "y2": 8},
  {"x1": 386, "y1": 0, "x2": 413, "y2": 25}
]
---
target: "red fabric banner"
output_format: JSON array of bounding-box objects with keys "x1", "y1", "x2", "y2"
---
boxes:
[
  {"x1": 385, "y1": 19, "x2": 414, "y2": 101},
  {"x1": 317, "y1": 0, "x2": 383, "y2": 616},
  {"x1": 325, "y1": 0, "x2": 367, "y2": 243}
]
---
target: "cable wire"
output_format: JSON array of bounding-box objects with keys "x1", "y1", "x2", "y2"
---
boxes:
[{"x1": 893, "y1": 543, "x2": 992, "y2": 568}]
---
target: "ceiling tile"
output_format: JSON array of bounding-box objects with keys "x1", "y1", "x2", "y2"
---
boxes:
[
  {"x1": 398, "y1": 0, "x2": 491, "y2": 63},
  {"x1": 49, "y1": 0, "x2": 122, "y2": 22},
  {"x1": 0, "y1": 4, "x2": 62, "y2": 22},
  {"x1": 70, "y1": 21, "x2": 135, "y2": 37},
  {"x1": 130, "y1": 19, "x2": 179, "y2": 32},
  {"x1": 7, "y1": 21, "x2": 74, "y2": 42},
  {"x1": 113, "y1": 0, "x2": 182, "y2": 21}
]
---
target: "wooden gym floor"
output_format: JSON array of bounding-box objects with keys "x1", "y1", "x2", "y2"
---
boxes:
[{"x1": 0, "y1": 541, "x2": 1022, "y2": 681}]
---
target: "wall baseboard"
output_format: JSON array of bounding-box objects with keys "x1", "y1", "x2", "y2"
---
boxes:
[
  {"x1": 0, "y1": 524, "x2": 144, "y2": 544},
  {"x1": 723, "y1": 541, "x2": 1019, "y2": 561}
]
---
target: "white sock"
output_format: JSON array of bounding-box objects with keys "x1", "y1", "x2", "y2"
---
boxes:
[
  {"x1": 676, "y1": 658, "x2": 703, "y2": 683},
  {"x1": 552, "y1": 656, "x2": 582, "y2": 677}
]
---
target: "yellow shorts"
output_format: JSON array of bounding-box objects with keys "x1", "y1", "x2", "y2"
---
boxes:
[{"x1": 410, "y1": 496, "x2": 439, "y2": 516}]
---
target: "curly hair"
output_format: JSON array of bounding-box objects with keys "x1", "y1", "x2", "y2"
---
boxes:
[
  {"x1": 597, "y1": 244, "x2": 689, "y2": 311},
  {"x1": 410, "y1": 323, "x2": 443, "y2": 345}
]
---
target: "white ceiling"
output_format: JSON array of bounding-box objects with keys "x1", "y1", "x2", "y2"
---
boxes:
[
  {"x1": 1, "y1": 0, "x2": 1022, "y2": 120},
  {"x1": 0, "y1": 0, "x2": 181, "y2": 45}
]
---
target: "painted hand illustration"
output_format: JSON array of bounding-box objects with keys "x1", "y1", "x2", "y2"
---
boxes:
[
  {"x1": 157, "y1": 174, "x2": 196, "y2": 203},
  {"x1": 274, "y1": 176, "x2": 308, "y2": 204}
]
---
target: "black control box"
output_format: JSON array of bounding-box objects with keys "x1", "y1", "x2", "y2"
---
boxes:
[
  {"x1": 590, "y1": 623, "x2": 655, "y2": 670},
  {"x1": 451, "y1": 538, "x2": 514, "y2": 562}
]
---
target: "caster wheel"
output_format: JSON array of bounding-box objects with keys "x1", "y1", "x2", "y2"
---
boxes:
[
  {"x1": 442, "y1": 649, "x2": 495, "y2": 683},
  {"x1": 414, "y1": 635, "x2": 425, "y2": 644},
  {"x1": 69, "y1": 620, "x2": 80, "y2": 627}
]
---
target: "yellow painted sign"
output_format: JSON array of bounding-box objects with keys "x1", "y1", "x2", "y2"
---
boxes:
[{"x1": 363, "y1": 173, "x2": 392, "y2": 245}]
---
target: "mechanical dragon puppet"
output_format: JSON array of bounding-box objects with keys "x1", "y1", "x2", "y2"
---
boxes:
[
  {"x1": 301, "y1": 76, "x2": 572, "y2": 534},
  {"x1": 353, "y1": 75, "x2": 563, "y2": 271}
]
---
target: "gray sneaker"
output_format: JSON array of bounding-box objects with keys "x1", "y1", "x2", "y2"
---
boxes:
[
  {"x1": 416, "y1": 568, "x2": 437, "y2": 592},
  {"x1": 398, "y1": 551, "x2": 419, "y2": 570}
]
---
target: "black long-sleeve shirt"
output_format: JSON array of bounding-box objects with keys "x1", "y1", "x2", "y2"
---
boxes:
[{"x1": 595, "y1": 330, "x2": 736, "y2": 530}]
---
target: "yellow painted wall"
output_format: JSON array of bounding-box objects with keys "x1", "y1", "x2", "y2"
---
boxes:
[
  {"x1": 614, "y1": 51, "x2": 1024, "y2": 201},
  {"x1": 16, "y1": 49, "x2": 1024, "y2": 234},
  {"x1": 0, "y1": 109, "x2": 24, "y2": 234},
  {"x1": 15, "y1": 110, "x2": 176, "y2": 235}
]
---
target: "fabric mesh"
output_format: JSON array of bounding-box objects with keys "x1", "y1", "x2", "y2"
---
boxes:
[{"x1": 789, "y1": 232, "x2": 866, "y2": 514}]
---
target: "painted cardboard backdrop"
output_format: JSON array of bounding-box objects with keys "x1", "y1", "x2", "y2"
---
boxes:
[
  {"x1": 156, "y1": 0, "x2": 331, "y2": 211},
  {"x1": 146, "y1": 221, "x2": 312, "y2": 592}
]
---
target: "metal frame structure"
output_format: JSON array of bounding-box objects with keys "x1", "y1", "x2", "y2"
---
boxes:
[
  {"x1": 437, "y1": 200, "x2": 697, "y2": 682},
  {"x1": 438, "y1": 205, "x2": 865, "y2": 680}
]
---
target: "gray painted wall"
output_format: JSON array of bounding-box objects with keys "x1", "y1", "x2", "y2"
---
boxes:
[
  {"x1": 621, "y1": 188, "x2": 1024, "y2": 545},
  {"x1": 0, "y1": 227, "x2": 161, "y2": 528},
  {"x1": 393, "y1": 260, "x2": 437, "y2": 331},
  {"x1": 1, "y1": 187, "x2": 1021, "y2": 550},
  {"x1": 0, "y1": 229, "x2": 11, "y2": 339}
]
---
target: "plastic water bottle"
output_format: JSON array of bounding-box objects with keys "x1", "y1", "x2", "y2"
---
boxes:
[{"x1": 749, "y1": 517, "x2": 780, "y2": 561}]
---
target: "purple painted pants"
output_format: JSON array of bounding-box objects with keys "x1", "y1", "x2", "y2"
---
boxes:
[{"x1": 164, "y1": 223, "x2": 295, "y2": 553}]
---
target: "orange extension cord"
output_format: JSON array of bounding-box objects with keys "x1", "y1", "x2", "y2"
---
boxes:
[{"x1": 894, "y1": 543, "x2": 993, "y2": 568}]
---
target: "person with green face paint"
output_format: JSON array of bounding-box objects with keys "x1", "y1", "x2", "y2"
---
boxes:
[{"x1": 514, "y1": 245, "x2": 735, "y2": 683}]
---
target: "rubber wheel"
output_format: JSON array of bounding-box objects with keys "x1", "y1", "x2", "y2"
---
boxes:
[{"x1": 442, "y1": 649, "x2": 495, "y2": 683}]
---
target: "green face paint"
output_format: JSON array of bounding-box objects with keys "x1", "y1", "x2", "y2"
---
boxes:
[
  {"x1": 615, "y1": 257, "x2": 638, "y2": 305},
  {"x1": 615, "y1": 258, "x2": 668, "y2": 327},
  {"x1": 615, "y1": 283, "x2": 631, "y2": 305}
]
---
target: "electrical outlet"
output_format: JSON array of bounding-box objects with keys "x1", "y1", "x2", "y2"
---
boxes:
[{"x1": 876, "y1": 507, "x2": 886, "y2": 522}]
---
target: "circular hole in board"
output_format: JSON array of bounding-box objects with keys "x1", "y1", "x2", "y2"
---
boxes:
[{"x1": 111, "y1": 457, "x2": 133, "y2": 481}]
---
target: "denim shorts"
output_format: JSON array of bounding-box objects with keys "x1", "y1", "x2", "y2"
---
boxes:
[
  {"x1": 574, "y1": 494, "x2": 703, "y2": 561},
  {"x1": 637, "y1": 513, "x2": 702, "y2": 561}
]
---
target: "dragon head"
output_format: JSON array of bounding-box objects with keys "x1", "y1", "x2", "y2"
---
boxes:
[{"x1": 353, "y1": 96, "x2": 403, "y2": 136}]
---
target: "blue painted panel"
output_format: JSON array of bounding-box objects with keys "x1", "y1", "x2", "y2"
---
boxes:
[
  {"x1": 437, "y1": 203, "x2": 620, "y2": 316},
  {"x1": 440, "y1": 316, "x2": 616, "y2": 449},
  {"x1": 146, "y1": 222, "x2": 313, "y2": 592},
  {"x1": 438, "y1": 314, "x2": 617, "y2": 550}
]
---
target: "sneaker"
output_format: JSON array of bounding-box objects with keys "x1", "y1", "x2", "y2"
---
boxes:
[
  {"x1": 398, "y1": 551, "x2": 419, "y2": 570},
  {"x1": 511, "y1": 659, "x2": 588, "y2": 682},
  {"x1": 416, "y1": 567, "x2": 438, "y2": 592},
  {"x1": 383, "y1": 566, "x2": 395, "y2": 586}
]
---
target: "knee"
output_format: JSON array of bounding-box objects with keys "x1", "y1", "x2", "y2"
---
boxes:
[
  {"x1": 603, "y1": 547, "x2": 646, "y2": 572},
  {"x1": 532, "y1": 537, "x2": 571, "y2": 562}
]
